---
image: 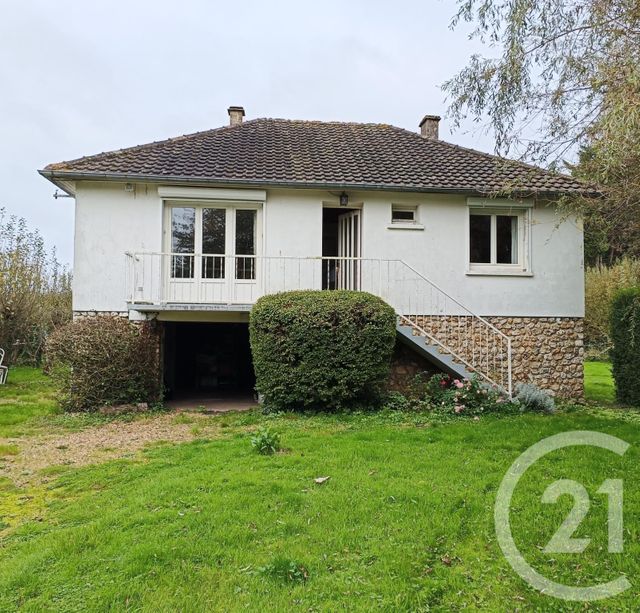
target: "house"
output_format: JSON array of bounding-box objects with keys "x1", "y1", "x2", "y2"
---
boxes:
[{"x1": 40, "y1": 106, "x2": 586, "y2": 400}]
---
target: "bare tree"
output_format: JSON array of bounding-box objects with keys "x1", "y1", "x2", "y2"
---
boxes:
[{"x1": 0, "y1": 208, "x2": 72, "y2": 364}]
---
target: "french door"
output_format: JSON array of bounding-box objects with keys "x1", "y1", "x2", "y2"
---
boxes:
[
  {"x1": 337, "y1": 209, "x2": 361, "y2": 290},
  {"x1": 165, "y1": 203, "x2": 258, "y2": 303}
]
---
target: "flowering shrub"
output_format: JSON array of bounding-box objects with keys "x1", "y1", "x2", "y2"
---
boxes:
[{"x1": 424, "y1": 373, "x2": 512, "y2": 416}]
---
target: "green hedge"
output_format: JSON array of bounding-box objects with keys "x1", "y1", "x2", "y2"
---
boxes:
[
  {"x1": 610, "y1": 287, "x2": 640, "y2": 405},
  {"x1": 45, "y1": 317, "x2": 162, "y2": 411},
  {"x1": 249, "y1": 290, "x2": 397, "y2": 411}
]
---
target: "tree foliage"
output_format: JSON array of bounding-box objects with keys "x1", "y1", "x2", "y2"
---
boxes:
[
  {"x1": 585, "y1": 258, "x2": 640, "y2": 355},
  {"x1": 444, "y1": 0, "x2": 640, "y2": 262},
  {"x1": 0, "y1": 208, "x2": 72, "y2": 364}
]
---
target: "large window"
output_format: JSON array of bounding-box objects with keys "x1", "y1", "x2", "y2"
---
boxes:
[
  {"x1": 168, "y1": 204, "x2": 258, "y2": 281},
  {"x1": 468, "y1": 207, "x2": 528, "y2": 273}
]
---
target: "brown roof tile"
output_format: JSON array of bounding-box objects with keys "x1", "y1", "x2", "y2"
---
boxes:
[{"x1": 41, "y1": 118, "x2": 589, "y2": 195}]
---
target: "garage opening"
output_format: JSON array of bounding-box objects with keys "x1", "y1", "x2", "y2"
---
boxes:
[{"x1": 163, "y1": 322, "x2": 256, "y2": 406}]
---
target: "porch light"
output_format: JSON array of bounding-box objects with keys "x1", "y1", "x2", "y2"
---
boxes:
[{"x1": 339, "y1": 191, "x2": 349, "y2": 206}]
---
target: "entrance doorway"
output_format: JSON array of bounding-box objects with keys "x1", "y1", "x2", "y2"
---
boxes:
[
  {"x1": 322, "y1": 207, "x2": 362, "y2": 290},
  {"x1": 163, "y1": 322, "x2": 256, "y2": 402}
]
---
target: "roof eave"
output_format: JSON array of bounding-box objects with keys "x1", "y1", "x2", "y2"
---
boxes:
[
  {"x1": 38, "y1": 169, "x2": 77, "y2": 197},
  {"x1": 38, "y1": 169, "x2": 593, "y2": 198}
]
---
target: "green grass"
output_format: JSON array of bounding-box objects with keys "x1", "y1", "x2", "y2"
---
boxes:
[
  {"x1": 0, "y1": 365, "x2": 637, "y2": 610},
  {"x1": 1, "y1": 408, "x2": 640, "y2": 611},
  {"x1": 584, "y1": 361, "x2": 616, "y2": 404},
  {"x1": 0, "y1": 367, "x2": 59, "y2": 437}
]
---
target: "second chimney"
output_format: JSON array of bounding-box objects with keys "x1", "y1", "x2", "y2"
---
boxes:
[
  {"x1": 419, "y1": 114, "x2": 441, "y2": 139},
  {"x1": 228, "y1": 106, "x2": 245, "y2": 126}
]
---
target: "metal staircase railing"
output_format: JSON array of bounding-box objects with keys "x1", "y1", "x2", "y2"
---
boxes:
[{"x1": 125, "y1": 252, "x2": 512, "y2": 395}]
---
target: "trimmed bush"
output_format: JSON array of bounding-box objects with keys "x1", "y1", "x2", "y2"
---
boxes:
[
  {"x1": 45, "y1": 317, "x2": 161, "y2": 411},
  {"x1": 249, "y1": 290, "x2": 396, "y2": 411},
  {"x1": 610, "y1": 287, "x2": 640, "y2": 404}
]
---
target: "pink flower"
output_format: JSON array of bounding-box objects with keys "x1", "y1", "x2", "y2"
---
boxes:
[
  {"x1": 454, "y1": 405, "x2": 464, "y2": 414},
  {"x1": 454, "y1": 380, "x2": 464, "y2": 389}
]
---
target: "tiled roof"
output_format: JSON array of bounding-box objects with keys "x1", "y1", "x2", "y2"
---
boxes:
[{"x1": 42, "y1": 118, "x2": 588, "y2": 195}]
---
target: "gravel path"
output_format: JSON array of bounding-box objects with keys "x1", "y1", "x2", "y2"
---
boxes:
[{"x1": 0, "y1": 413, "x2": 220, "y2": 487}]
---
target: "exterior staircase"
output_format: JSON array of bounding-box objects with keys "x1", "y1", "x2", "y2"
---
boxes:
[{"x1": 396, "y1": 318, "x2": 475, "y2": 382}]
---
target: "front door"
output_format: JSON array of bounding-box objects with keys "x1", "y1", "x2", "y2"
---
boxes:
[
  {"x1": 165, "y1": 203, "x2": 258, "y2": 304},
  {"x1": 337, "y1": 209, "x2": 361, "y2": 290}
]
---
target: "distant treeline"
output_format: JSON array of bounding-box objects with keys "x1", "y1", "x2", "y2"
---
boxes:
[{"x1": 0, "y1": 208, "x2": 72, "y2": 365}]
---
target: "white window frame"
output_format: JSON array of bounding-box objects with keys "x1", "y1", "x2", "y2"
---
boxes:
[
  {"x1": 388, "y1": 204, "x2": 424, "y2": 230},
  {"x1": 466, "y1": 198, "x2": 533, "y2": 276}
]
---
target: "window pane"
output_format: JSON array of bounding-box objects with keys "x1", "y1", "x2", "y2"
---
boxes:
[
  {"x1": 392, "y1": 209, "x2": 415, "y2": 222},
  {"x1": 202, "y1": 208, "x2": 226, "y2": 279},
  {"x1": 236, "y1": 210, "x2": 256, "y2": 280},
  {"x1": 171, "y1": 207, "x2": 195, "y2": 278},
  {"x1": 469, "y1": 214, "x2": 491, "y2": 263},
  {"x1": 171, "y1": 207, "x2": 195, "y2": 253},
  {"x1": 235, "y1": 210, "x2": 256, "y2": 255},
  {"x1": 202, "y1": 208, "x2": 225, "y2": 254},
  {"x1": 497, "y1": 215, "x2": 518, "y2": 264}
]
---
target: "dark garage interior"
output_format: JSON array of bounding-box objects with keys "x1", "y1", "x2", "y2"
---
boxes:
[{"x1": 163, "y1": 322, "x2": 256, "y2": 402}]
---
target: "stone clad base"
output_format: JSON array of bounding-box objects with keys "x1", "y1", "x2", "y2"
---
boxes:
[
  {"x1": 388, "y1": 342, "x2": 439, "y2": 391},
  {"x1": 411, "y1": 315, "x2": 584, "y2": 399},
  {"x1": 71, "y1": 312, "x2": 584, "y2": 400}
]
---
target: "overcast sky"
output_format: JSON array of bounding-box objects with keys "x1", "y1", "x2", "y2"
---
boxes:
[{"x1": 0, "y1": 0, "x2": 493, "y2": 265}]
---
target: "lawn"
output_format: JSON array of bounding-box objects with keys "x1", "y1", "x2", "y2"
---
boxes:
[
  {"x1": 584, "y1": 361, "x2": 616, "y2": 404},
  {"x1": 1, "y1": 365, "x2": 638, "y2": 611},
  {"x1": 0, "y1": 367, "x2": 58, "y2": 438}
]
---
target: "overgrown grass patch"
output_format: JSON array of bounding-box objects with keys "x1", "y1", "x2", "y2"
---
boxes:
[{"x1": 0, "y1": 367, "x2": 59, "y2": 437}]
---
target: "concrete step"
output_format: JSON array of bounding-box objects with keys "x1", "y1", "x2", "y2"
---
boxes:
[{"x1": 396, "y1": 321, "x2": 474, "y2": 381}]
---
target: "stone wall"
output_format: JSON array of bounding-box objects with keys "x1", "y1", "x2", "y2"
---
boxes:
[
  {"x1": 410, "y1": 315, "x2": 583, "y2": 399},
  {"x1": 73, "y1": 310, "x2": 129, "y2": 320},
  {"x1": 388, "y1": 341, "x2": 439, "y2": 392}
]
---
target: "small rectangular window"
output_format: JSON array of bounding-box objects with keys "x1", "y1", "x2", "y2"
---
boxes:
[{"x1": 391, "y1": 206, "x2": 416, "y2": 223}]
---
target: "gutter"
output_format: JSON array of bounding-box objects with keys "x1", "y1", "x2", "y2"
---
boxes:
[{"x1": 38, "y1": 169, "x2": 597, "y2": 199}]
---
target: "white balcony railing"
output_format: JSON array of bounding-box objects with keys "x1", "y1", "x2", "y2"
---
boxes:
[{"x1": 125, "y1": 252, "x2": 512, "y2": 394}]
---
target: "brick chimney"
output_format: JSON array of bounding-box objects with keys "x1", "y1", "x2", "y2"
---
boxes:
[
  {"x1": 228, "y1": 106, "x2": 245, "y2": 126},
  {"x1": 419, "y1": 114, "x2": 441, "y2": 139}
]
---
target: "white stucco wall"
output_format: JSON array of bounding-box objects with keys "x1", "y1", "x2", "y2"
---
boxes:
[
  {"x1": 72, "y1": 182, "x2": 584, "y2": 317},
  {"x1": 73, "y1": 182, "x2": 163, "y2": 312}
]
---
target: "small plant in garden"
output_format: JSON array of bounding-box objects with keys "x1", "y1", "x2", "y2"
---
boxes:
[
  {"x1": 251, "y1": 426, "x2": 281, "y2": 455},
  {"x1": 385, "y1": 373, "x2": 514, "y2": 416},
  {"x1": 424, "y1": 373, "x2": 511, "y2": 416},
  {"x1": 514, "y1": 383, "x2": 555, "y2": 413},
  {"x1": 258, "y1": 558, "x2": 309, "y2": 583}
]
